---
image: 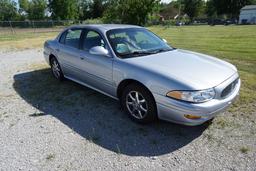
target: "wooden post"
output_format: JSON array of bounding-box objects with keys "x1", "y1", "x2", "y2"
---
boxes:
[{"x1": 8, "y1": 21, "x2": 15, "y2": 35}]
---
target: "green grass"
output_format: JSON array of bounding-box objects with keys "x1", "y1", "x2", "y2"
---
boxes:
[
  {"x1": 149, "y1": 25, "x2": 256, "y2": 117},
  {"x1": 0, "y1": 32, "x2": 56, "y2": 41},
  {"x1": 0, "y1": 31, "x2": 58, "y2": 50},
  {"x1": 46, "y1": 153, "x2": 55, "y2": 161}
]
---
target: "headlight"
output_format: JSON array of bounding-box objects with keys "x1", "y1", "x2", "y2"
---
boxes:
[{"x1": 166, "y1": 88, "x2": 215, "y2": 103}]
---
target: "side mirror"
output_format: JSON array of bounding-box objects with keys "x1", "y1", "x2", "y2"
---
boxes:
[
  {"x1": 89, "y1": 46, "x2": 110, "y2": 57},
  {"x1": 162, "y1": 39, "x2": 168, "y2": 43}
]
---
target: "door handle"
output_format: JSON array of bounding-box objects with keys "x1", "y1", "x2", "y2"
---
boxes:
[
  {"x1": 80, "y1": 57, "x2": 84, "y2": 60},
  {"x1": 55, "y1": 48, "x2": 60, "y2": 52}
]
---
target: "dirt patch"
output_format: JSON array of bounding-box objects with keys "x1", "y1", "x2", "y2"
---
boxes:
[{"x1": 0, "y1": 49, "x2": 255, "y2": 170}]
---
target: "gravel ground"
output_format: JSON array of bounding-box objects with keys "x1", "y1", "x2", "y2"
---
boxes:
[{"x1": 0, "y1": 49, "x2": 255, "y2": 171}]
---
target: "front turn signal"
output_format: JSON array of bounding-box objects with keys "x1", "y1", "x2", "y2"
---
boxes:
[{"x1": 184, "y1": 114, "x2": 202, "y2": 120}]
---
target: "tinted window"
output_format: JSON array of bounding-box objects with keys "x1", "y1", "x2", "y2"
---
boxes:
[
  {"x1": 82, "y1": 30, "x2": 105, "y2": 50},
  {"x1": 64, "y1": 29, "x2": 82, "y2": 48}
]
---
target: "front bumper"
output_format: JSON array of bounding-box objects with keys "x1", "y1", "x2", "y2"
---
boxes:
[{"x1": 154, "y1": 75, "x2": 241, "y2": 126}]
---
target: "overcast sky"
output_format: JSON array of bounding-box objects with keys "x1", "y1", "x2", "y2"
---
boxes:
[{"x1": 161, "y1": 0, "x2": 172, "y2": 3}]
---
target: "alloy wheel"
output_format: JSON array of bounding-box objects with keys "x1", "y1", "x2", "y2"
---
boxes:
[
  {"x1": 126, "y1": 91, "x2": 148, "y2": 119},
  {"x1": 51, "y1": 60, "x2": 61, "y2": 79}
]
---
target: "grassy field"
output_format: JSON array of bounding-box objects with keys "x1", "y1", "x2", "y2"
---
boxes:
[
  {"x1": 0, "y1": 30, "x2": 58, "y2": 50},
  {"x1": 0, "y1": 25, "x2": 255, "y2": 116}
]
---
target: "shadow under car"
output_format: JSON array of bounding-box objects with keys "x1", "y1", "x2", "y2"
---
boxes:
[{"x1": 13, "y1": 68, "x2": 210, "y2": 156}]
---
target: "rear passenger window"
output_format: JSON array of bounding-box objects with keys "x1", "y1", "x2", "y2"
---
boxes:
[
  {"x1": 64, "y1": 29, "x2": 82, "y2": 48},
  {"x1": 83, "y1": 31, "x2": 105, "y2": 50}
]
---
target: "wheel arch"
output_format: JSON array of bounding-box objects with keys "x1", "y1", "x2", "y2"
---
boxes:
[
  {"x1": 116, "y1": 79, "x2": 157, "y2": 104},
  {"x1": 49, "y1": 54, "x2": 56, "y2": 64},
  {"x1": 117, "y1": 79, "x2": 159, "y2": 121}
]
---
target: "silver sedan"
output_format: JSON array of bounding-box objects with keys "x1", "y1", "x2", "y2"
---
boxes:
[{"x1": 44, "y1": 24, "x2": 240, "y2": 126}]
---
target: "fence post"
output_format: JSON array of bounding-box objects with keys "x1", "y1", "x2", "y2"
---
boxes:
[
  {"x1": 8, "y1": 21, "x2": 15, "y2": 35},
  {"x1": 32, "y1": 20, "x2": 36, "y2": 33},
  {"x1": 51, "y1": 20, "x2": 54, "y2": 32}
]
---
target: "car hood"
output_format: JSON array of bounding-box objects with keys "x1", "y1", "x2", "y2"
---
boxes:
[{"x1": 124, "y1": 49, "x2": 237, "y2": 90}]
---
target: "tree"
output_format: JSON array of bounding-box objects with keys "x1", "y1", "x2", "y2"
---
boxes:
[
  {"x1": 18, "y1": 0, "x2": 47, "y2": 20},
  {"x1": 0, "y1": 0, "x2": 18, "y2": 20},
  {"x1": 78, "y1": 0, "x2": 92, "y2": 20},
  {"x1": 49, "y1": 0, "x2": 79, "y2": 20},
  {"x1": 90, "y1": 0, "x2": 108, "y2": 18},
  {"x1": 206, "y1": 0, "x2": 256, "y2": 18},
  {"x1": 78, "y1": 0, "x2": 109, "y2": 20},
  {"x1": 28, "y1": 0, "x2": 47, "y2": 20},
  {"x1": 19, "y1": 0, "x2": 29, "y2": 13},
  {"x1": 206, "y1": 0, "x2": 217, "y2": 18},
  {"x1": 103, "y1": 0, "x2": 160, "y2": 25},
  {"x1": 182, "y1": 0, "x2": 204, "y2": 21}
]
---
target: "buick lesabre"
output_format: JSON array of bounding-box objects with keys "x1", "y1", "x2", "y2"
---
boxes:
[{"x1": 44, "y1": 24, "x2": 240, "y2": 125}]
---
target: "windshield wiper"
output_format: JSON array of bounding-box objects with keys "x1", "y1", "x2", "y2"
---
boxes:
[
  {"x1": 151, "y1": 48, "x2": 174, "y2": 54},
  {"x1": 120, "y1": 50, "x2": 156, "y2": 57},
  {"x1": 132, "y1": 51, "x2": 156, "y2": 55}
]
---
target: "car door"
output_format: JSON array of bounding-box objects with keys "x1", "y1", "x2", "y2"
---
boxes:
[
  {"x1": 78, "y1": 29, "x2": 115, "y2": 96},
  {"x1": 57, "y1": 28, "x2": 84, "y2": 80}
]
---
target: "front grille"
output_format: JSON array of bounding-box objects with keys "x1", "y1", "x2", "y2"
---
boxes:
[{"x1": 221, "y1": 78, "x2": 239, "y2": 98}]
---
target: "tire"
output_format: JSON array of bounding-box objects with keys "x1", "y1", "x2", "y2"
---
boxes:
[
  {"x1": 121, "y1": 83, "x2": 157, "y2": 123},
  {"x1": 50, "y1": 57, "x2": 64, "y2": 81}
]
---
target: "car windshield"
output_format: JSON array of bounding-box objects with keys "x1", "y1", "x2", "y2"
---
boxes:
[{"x1": 106, "y1": 28, "x2": 174, "y2": 58}]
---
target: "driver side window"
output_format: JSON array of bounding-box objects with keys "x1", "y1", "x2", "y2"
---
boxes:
[{"x1": 82, "y1": 30, "x2": 105, "y2": 51}]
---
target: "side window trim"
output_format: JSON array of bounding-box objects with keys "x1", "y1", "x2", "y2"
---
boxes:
[
  {"x1": 79, "y1": 29, "x2": 86, "y2": 50},
  {"x1": 80, "y1": 29, "x2": 89, "y2": 51}
]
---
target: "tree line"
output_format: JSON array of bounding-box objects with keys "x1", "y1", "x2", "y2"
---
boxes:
[{"x1": 0, "y1": 0, "x2": 256, "y2": 25}]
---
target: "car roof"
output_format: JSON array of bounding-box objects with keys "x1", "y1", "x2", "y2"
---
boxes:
[{"x1": 68, "y1": 24, "x2": 143, "y2": 32}]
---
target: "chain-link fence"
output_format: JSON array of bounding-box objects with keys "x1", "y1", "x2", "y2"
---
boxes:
[{"x1": 0, "y1": 20, "x2": 103, "y2": 36}]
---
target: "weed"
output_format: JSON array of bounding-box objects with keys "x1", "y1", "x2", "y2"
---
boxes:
[
  {"x1": 115, "y1": 144, "x2": 121, "y2": 154},
  {"x1": 216, "y1": 119, "x2": 228, "y2": 128},
  {"x1": 46, "y1": 153, "x2": 55, "y2": 160},
  {"x1": 29, "y1": 112, "x2": 46, "y2": 117},
  {"x1": 240, "y1": 147, "x2": 249, "y2": 154}
]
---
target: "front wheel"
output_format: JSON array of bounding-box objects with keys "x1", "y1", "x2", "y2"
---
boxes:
[
  {"x1": 50, "y1": 57, "x2": 64, "y2": 81},
  {"x1": 121, "y1": 83, "x2": 157, "y2": 123}
]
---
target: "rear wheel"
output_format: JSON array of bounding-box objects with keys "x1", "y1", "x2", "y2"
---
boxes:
[
  {"x1": 50, "y1": 57, "x2": 64, "y2": 81},
  {"x1": 121, "y1": 83, "x2": 157, "y2": 123}
]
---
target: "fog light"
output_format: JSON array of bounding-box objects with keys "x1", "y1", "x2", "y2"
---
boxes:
[{"x1": 184, "y1": 114, "x2": 202, "y2": 120}]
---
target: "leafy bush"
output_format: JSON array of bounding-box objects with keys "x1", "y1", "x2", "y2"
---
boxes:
[{"x1": 82, "y1": 18, "x2": 104, "y2": 24}]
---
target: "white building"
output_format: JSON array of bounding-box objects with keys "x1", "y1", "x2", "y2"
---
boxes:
[{"x1": 239, "y1": 5, "x2": 256, "y2": 24}]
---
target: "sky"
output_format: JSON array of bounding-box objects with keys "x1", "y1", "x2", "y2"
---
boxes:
[{"x1": 161, "y1": 0, "x2": 172, "y2": 3}]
